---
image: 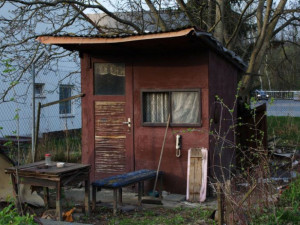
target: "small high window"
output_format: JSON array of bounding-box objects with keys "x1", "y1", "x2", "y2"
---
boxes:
[
  {"x1": 59, "y1": 85, "x2": 72, "y2": 114},
  {"x1": 94, "y1": 63, "x2": 125, "y2": 95},
  {"x1": 142, "y1": 89, "x2": 201, "y2": 126},
  {"x1": 34, "y1": 83, "x2": 44, "y2": 97}
]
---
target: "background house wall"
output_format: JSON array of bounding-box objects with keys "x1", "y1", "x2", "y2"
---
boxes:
[{"x1": 0, "y1": 2, "x2": 97, "y2": 140}]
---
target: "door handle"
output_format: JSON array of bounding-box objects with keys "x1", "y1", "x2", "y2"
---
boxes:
[{"x1": 122, "y1": 118, "x2": 131, "y2": 127}]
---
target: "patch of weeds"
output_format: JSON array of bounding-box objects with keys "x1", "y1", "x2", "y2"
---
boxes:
[
  {"x1": 0, "y1": 203, "x2": 37, "y2": 225},
  {"x1": 251, "y1": 177, "x2": 300, "y2": 224}
]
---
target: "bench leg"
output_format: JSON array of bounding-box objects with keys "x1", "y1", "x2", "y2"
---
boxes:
[
  {"x1": 113, "y1": 189, "x2": 118, "y2": 215},
  {"x1": 118, "y1": 188, "x2": 122, "y2": 205},
  {"x1": 138, "y1": 182, "x2": 142, "y2": 206},
  {"x1": 141, "y1": 181, "x2": 144, "y2": 196},
  {"x1": 92, "y1": 186, "x2": 96, "y2": 211},
  {"x1": 159, "y1": 175, "x2": 163, "y2": 199}
]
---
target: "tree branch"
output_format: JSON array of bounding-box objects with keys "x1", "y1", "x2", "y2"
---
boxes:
[
  {"x1": 144, "y1": 0, "x2": 167, "y2": 31},
  {"x1": 226, "y1": 0, "x2": 255, "y2": 49},
  {"x1": 175, "y1": 0, "x2": 198, "y2": 26},
  {"x1": 8, "y1": 0, "x2": 143, "y2": 33}
]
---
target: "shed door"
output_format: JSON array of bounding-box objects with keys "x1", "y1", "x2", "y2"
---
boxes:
[{"x1": 93, "y1": 62, "x2": 133, "y2": 179}]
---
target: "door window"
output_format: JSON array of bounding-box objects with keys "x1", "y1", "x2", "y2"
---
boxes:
[{"x1": 94, "y1": 63, "x2": 125, "y2": 95}]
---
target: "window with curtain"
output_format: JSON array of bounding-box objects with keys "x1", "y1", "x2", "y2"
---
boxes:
[
  {"x1": 59, "y1": 85, "x2": 72, "y2": 114},
  {"x1": 142, "y1": 90, "x2": 201, "y2": 126},
  {"x1": 94, "y1": 63, "x2": 125, "y2": 95}
]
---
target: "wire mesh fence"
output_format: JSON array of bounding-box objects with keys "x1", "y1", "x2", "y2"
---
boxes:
[
  {"x1": 265, "y1": 100, "x2": 300, "y2": 117},
  {"x1": 0, "y1": 64, "x2": 82, "y2": 163}
]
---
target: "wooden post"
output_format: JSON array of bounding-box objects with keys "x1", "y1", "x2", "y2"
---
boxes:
[
  {"x1": 225, "y1": 180, "x2": 233, "y2": 225},
  {"x1": 217, "y1": 183, "x2": 224, "y2": 225},
  {"x1": 34, "y1": 102, "x2": 41, "y2": 162}
]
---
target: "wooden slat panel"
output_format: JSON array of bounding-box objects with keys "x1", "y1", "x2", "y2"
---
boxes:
[
  {"x1": 188, "y1": 148, "x2": 202, "y2": 202},
  {"x1": 95, "y1": 101, "x2": 126, "y2": 174}
]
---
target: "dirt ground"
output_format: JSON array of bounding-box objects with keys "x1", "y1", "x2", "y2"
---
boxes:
[{"x1": 0, "y1": 188, "x2": 217, "y2": 225}]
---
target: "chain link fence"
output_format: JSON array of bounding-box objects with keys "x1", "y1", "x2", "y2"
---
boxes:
[
  {"x1": 266, "y1": 99, "x2": 300, "y2": 117},
  {"x1": 0, "y1": 63, "x2": 82, "y2": 163}
]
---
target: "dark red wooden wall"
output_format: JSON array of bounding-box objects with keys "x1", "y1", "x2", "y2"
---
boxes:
[
  {"x1": 133, "y1": 51, "x2": 210, "y2": 193},
  {"x1": 208, "y1": 51, "x2": 239, "y2": 182},
  {"x1": 81, "y1": 48, "x2": 240, "y2": 194}
]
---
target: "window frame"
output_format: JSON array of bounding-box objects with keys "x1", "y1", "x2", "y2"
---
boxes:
[
  {"x1": 59, "y1": 84, "x2": 73, "y2": 116},
  {"x1": 141, "y1": 89, "x2": 202, "y2": 127}
]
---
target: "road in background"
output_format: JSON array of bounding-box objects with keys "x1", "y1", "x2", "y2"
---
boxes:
[{"x1": 255, "y1": 99, "x2": 300, "y2": 117}]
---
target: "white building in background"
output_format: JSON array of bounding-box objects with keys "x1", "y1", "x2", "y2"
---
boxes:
[{"x1": 0, "y1": 3, "x2": 99, "y2": 138}]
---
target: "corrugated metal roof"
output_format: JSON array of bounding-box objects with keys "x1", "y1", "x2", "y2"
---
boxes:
[
  {"x1": 38, "y1": 26, "x2": 247, "y2": 71},
  {"x1": 49, "y1": 25, "x2": 194, "y2": 38}
]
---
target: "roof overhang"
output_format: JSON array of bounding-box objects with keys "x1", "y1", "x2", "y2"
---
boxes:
[
  {"x1": 37, "y1": 27, "x2": 247, "y2": 71},
  {"x1": 37, "y1": 28, "x2": 194, "y2": 45}
]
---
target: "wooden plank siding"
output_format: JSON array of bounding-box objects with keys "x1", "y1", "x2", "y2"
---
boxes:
[{"x1": 94, "y1": 101, "x2": 127, "y2": 175}]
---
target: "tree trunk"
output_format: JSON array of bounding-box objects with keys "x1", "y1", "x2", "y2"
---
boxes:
[{"x1": 214, "y1": 0, "x2": 224, "y2": 44}]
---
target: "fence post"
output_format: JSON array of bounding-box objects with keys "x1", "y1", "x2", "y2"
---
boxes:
[
  {"x1": 34, "y1": 102, "x2": 42, "y2": 162},
  {"x1": 217, "y1": 182, "x2": 224, "y2": 225}
]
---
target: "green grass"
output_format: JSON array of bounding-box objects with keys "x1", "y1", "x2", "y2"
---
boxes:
[
  {"x1": 267, "y1": 116, "x2": 300, "y2": 147},
  {"x1": 35, "y1": 129, "x2": 82, "y2": 163},
  {"x1": 102, "y1": 207, "x2": 214, "y2": 225},
  {"x1": 251, "y1": 177, "x2": 300, "y2": 225}
]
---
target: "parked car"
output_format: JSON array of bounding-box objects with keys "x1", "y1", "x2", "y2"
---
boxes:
[{"x1": 254, "y1": 90, "x2": 269, "y2": 100}]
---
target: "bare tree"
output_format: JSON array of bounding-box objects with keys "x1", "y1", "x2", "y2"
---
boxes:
[
  {"x1": 0, "y1": 1, "x2": 99, "y2": 103},
  {"x1": 1, "y1": 0, "x2": 300, "y2": 99}
]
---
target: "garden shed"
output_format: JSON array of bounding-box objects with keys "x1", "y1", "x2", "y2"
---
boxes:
[{"x1": 38, "y1": 27, "x2": 246, "y2": 194}]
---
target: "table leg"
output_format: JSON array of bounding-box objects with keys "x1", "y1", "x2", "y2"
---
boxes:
[
  {"x1": 85, "y1": 178, "x2": 90, "y2": 215},
  {"x1": 118, "y1": 188, "x2": 122, "y2": 205},
  {"x1": 43, "y1": 187, "x2": 49, "y2": 209},
  {"x1": 138, "y1": 182, "x2": 142, "y2": 205},
  {"x1": 56, "y1": 182, "x2": 62, "y2": 221},
  {"x1": 113, "y1": 189, "x2": 118, "y2": 215},
  {"x1": 10, "y1": 174, "x2": 19, "y2": 211}
]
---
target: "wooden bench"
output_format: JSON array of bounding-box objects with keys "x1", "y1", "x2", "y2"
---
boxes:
[{"x1": 92, "y1": 169, "x2": 163, "y2": 214}]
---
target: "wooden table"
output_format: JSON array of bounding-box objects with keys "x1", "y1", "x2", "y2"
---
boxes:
[{"x1": 5, "y1": 161, "x2": 91, "y2": 221}]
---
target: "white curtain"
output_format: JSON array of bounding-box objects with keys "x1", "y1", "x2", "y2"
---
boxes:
[
  {"x1": 171, "y1": 92, "x2": 200, "y2": 124},
  {"x1": 94, "y1": 63, "x2": 125, "y2": 76},
  {"x1": 144, "y1": 93, "x2": 169, "y2": 123}
]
